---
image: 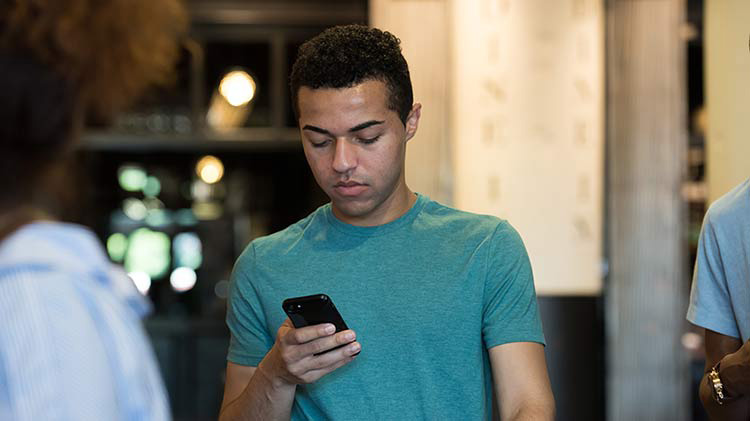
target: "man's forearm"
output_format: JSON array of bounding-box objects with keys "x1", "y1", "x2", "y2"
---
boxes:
[
  {"x1": 509, "y1": 409, "x2": 554, "y2": 421},
  {"x1": 506, "y1": 400, "x2": 555, "y2": 421},
  {"x1": 219, "y1": 365, "x2": 296, "y2": 421}
]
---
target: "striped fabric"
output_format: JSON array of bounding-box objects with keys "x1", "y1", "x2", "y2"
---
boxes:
[{"x1": 0, "y1": 222, "x2": 170, "y2": 421}]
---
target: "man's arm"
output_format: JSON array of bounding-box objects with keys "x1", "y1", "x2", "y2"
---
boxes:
[
  {"x1": 219, "y1": 363, "x2": 292, "y2": 421},
  {"x1": 699, "y1": 329, "x2": 750, "y2": 420},
  {"x1": 218, "y1": 319, "x2": 360, "y2": 421},
  {"x1": 489, "y1": 342, "x2": 555, "y2": 421}
]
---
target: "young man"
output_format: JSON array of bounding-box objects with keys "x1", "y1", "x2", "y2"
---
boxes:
[
  {"x1": 688, "y1": 179, "x2": 750, "y2": 420},
  {"x1": 219, "y1": 25, "x2": 554, "y2": 420}
]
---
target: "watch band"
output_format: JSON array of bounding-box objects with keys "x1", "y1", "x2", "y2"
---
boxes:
[{"x1": 708, "y1": 361, "x2": 729, "y2": 405}]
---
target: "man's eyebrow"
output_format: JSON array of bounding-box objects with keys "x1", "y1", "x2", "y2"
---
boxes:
[
  {"x1": 348, "y1": 120, "x2": 384, "y2": 132},
  {"x1": 302, "y1": 120, "x2": 385, "y2": 136},
  {"x1": 302, "y1": 125, "x2": 331, "y2": 135}
]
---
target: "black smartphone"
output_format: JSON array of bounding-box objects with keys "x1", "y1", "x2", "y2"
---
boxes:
[
  {"x1": 282, "y1": 294, "x2": 356, "y2": 356},
  {"x1": 282, "y1": 293, "x2": 349, "y2": 332}
]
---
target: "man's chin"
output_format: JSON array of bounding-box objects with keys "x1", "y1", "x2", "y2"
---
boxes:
[
  {"x1": 331, "y1": 199, "x2": 375, "y2": 220},
  {"x1": 333, "y1": 203, "x2": 370, "y2": 216}
]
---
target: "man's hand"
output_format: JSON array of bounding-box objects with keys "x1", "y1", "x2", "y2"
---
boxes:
[
  {"x1": 219, "y1": 319, "x2": 360, "y2": 421},
  {"x1": 258, "y1": 318, "x2": 361, "y2": 387},
  {"x1": 714, "y1": 339, "x2": 750, "y2": 398},
  {"x1": 699, "y1": 330, "x2": 750, "y2": 420}
]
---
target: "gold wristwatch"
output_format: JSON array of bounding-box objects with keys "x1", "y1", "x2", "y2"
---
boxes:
[{"x1": 708, "y1": 361, "x2": 730, "y2": 405}]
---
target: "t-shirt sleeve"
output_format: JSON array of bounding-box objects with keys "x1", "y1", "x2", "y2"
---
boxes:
[
  {"x1": 687, "y1": 211, "x2": 740, "y2": 338},
  {"x1": 226, "y1": 243, "x2": 275, "y2": 366},
  {"x1": 482, "y1": 221, "x2": 545, "y2": 348}
]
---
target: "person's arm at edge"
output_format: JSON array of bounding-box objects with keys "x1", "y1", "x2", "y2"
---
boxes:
[
  {"x1": 699, "y1": 329, "x2": 750, "y2": 420},
  {"x1": 489, "y1": 342, "x2": 555, "y2": 420}
]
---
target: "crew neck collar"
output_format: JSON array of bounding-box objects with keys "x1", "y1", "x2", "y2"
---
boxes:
[{"x1": 324, "y1": 193, "x2": 427, "y2": 237}]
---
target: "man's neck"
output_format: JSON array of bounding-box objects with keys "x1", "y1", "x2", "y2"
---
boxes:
[{"x1": 334, "y1": 189, "x2": 417, "y2": 227}]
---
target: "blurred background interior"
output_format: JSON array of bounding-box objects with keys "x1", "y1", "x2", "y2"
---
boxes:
[{"x1": 67, "y1": 0, "x2": 750, "y2": 419}]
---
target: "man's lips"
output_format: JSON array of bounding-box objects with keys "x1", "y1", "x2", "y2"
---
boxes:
[
  {"x1": 335, "y1": 181, "x2": 364, "y2": 187},
  {"x1": 333, "y1": 181, "x2": 367, "y2": 196}
]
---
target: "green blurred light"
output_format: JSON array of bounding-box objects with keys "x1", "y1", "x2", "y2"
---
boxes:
[
  {"x1": 124, "y1": 228, "x2": 171, "y2": 279},
  {"x1": 173, "y1": 232, "x2": 202, "y2": 270},
  {"x1": 106, "y1": 233, "x2": 128, "y2": 262},
  {"x1": 175, "y1": 208, "x2": 198, "y2": 226},
  {"x1": 143, "y1": 176, "x2": 162, "y2": 197},
  {"x1": 118, "y1": 165, "x2": 147, "y2": 192},
  {"x1": 145, "y1": 209, "x2": 172, "y2": 227}
]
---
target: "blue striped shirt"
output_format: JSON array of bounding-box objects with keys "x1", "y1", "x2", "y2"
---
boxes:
[{"x1": 0, "y1": 222, "x2": 170, "y2": 420}]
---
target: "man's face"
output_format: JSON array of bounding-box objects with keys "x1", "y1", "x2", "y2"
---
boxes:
[{"x1": 297, "y1": 79, "x2": 420, "y2": 226}]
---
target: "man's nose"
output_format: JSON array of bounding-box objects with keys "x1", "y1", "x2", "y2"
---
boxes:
[{"x1": 332, "y1": 139, "x2": 356, "y2": 174}]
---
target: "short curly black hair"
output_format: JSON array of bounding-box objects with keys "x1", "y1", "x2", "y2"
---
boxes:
[{"x1": 289, "y1": 25, "x2": 413, "y2": 125}]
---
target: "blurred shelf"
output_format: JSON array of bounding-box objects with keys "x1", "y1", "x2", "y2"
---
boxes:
[
  {"x1": 81, "y1": 127, "x2": 302, "y2": 153},
  {"x1": 188, "y1": 0, "x2": 367, "y2": 26}
]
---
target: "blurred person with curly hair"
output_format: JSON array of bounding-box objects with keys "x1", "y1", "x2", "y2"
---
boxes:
[
  {"x1": 0, "y1": 1, "x2": 187, "y2": 419},
  {"x1": 219, "y1": 25, "x2": 554, "y2": 421}
]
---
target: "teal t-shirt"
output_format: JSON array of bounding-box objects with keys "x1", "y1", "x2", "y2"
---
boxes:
[{"x1": 226, "y1": 194, "x2": 545, "y2": 420}]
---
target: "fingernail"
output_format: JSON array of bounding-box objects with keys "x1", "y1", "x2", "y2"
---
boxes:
[
  {"x1": 349, "y1": 343, "x2": 361, "y2": 353},
  {"x1": 324, "y1": 324, "x2": 335, "y2": 334},
  {"x1": 344, "y1": 331, "x2": 355, "y2": 341}
]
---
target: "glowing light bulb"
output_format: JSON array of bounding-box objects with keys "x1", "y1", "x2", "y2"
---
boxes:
[
  {"x1": 107, "y1": 233, "x2": 128, "y2": 262},
  {"x1": 173, "y1": 232, "x2": 202, "y2": 269},
  {"x1": 219, "y1": 70, "x2": 256, "y2": 107},
  {"x1": 118, "y1": 165, "x2": 147, "y2": 192},
  {"x1": 128, "y1": 271, "x2": 152, "y2": 295},
  {"x1": 124, "y1": 228, "x2": 171, "y2": 278},
  {"x1": 123, "y1": 198, "x2": 148, "y2": 221},
  {"x1": 196, "y1": 155, "x2": 224, "y2": 184},
  {"x1": 170, "y1": 267, "x2": 197, "y2": 292},
  {"x1": 143, "y1": 176, "x2": 162, "y2": 197}
]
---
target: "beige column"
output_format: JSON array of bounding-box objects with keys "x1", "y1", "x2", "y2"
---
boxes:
[
  {"x1": 606, "y1": 0, "x2": 689, "y2": 419},
  {"x1": 449, "y1": 0, "x2": 604, "y2": 296},
  {"x1": 374, "y1": 0, "x2": 605, "y2": 296},
  {"x1": 705, "y1": 0, "x2": 750, "y2": 201}
]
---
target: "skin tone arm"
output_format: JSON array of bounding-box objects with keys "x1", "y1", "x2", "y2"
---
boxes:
[
  {"x1": 699, "y1": 329, "x2": 750, "y2": 420},
  {"x1": 218, "y1": 319, "x2": 360, "y2": 421},
  {"x1": 489, "y1": 342, "x2": 555, "y2": 420}
]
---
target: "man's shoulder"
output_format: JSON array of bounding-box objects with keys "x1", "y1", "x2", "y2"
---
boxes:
[
  {"x1": 420, "y1": 198, "x2": 513, "y2": 238},
  {"x1": 417, "y1": 199, "x2": 529, "y2": 263},
  {"x1": 239, "y1": 204, "x2": 329, "y2": 261},
  {"x1": 705, "y1": 178, "x2": 750, "y2": 229}
]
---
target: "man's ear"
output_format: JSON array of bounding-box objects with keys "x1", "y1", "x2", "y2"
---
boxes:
[{"x1": 404, "y1": 103, "x2": 422, "y2": 142}]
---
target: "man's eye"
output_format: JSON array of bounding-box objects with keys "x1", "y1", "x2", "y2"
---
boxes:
[
  {"x1": 311, "y1": 139, "x2": 330, "y2": 148},
  {"x1": 359, "y1": 136, "x2": 380, "y2": 144}
]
